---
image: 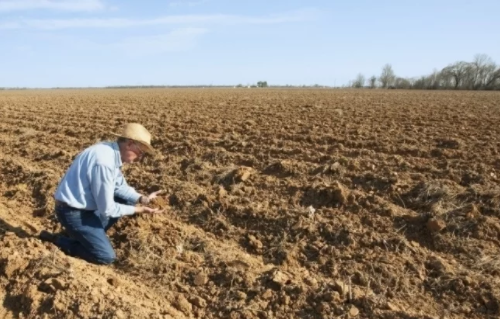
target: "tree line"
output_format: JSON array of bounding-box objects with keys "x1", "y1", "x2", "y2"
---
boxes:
[{"x1": 351, "y1": 54, "x2": 500, "y2": 90}]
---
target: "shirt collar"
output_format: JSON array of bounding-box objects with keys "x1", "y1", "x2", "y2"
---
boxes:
[{"x1": 111, "y1": 141, "x2": 123, "y2": 168}]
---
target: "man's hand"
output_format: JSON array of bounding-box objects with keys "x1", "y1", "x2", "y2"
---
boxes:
[
  {"x1": 135, "y1": 206, "x2": 165, "y2": 214},
  {"x1": 139, "y1": 190, "x2": 165, "y2": 205}
]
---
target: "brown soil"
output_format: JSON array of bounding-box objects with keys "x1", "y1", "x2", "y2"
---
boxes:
[{"x1": 1, "y1": 88, "x2": 500, "y2": 318}]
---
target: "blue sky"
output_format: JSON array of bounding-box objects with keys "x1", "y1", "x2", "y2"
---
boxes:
[{"x1": 0, "y1": 0, "x2": 499, "y2": 88}]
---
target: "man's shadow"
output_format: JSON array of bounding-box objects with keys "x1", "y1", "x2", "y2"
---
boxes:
[{"x1": 0, "y1": 218, "x2": 33, "y2": 239}]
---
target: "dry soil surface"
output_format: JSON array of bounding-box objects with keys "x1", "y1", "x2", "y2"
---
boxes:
[{"x1": 1, "y1": 88, "x2": 500, "y2": 319}]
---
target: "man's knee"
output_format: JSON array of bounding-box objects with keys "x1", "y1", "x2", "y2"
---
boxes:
[{"x1": 93, "y1": 250, "x2": 116, "y2": 265}]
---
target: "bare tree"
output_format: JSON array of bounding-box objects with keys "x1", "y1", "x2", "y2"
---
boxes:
[
  {"x1": 475, "y1": 54, "x2": 499, "y2": 89},
  {"x1": 394, "y1": 77, "x2": 412, "y2": 89},
  {"x1": 379, "y1": 64, "x2": 396, "y2": 88},
  {"x1": 356, "y1": 54, "x2": 499, "y2": 91},
  {"x1": 351, "y1": 73, "x2": 365, "y2": 88},
  {"x1": 458, "y1": 54, "x2": 498, "y2": 89},
  {"x1": 484, "y1": 67, "x2": 500, "y2": 90},
  {"x1": 473, "y1": 54, "x2": 491, "y2": 89},
  {"x1": 369, "y1": 76, "x2": 377, "y2": 88},
  {"x1": 429, "y1": 69, "x2": 443, "y2": 89},
  {"x1": 412, "y1": 76, "x2": 427, "y2": 90},
  {"x1": 442, "y1": 61, "x2": 470, "y2": 89},
  {"x1": 463, "y1": 63, "x2": 477, "y2": 89}
]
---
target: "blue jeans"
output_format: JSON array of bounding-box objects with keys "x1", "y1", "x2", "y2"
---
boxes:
[{"x1": 54, "y1": 197, "x2": 135, "y2": 265}]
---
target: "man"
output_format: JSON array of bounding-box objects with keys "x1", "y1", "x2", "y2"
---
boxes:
[{"x1": 39, "y1": 123, "x2": 163, "y2": 265}]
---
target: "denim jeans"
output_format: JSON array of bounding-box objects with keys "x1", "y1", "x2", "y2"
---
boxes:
[{"x1": 54, "y1": 197, "x2": 135, "y2": 264}]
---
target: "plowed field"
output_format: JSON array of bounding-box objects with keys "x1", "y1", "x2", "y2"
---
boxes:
[{"x1": 1, "y1": 88, "x2": 500, "y2": 319}]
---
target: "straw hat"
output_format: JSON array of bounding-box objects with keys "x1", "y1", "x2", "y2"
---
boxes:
[{"x1": 111, "y1": 123, "x2": 154, "y2": 154}]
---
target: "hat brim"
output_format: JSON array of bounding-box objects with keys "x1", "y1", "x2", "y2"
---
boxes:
[{"x1": 111, "y1": 133, "x2": 155, "y2": 155}]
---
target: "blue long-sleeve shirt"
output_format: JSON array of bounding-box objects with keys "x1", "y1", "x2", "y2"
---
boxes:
[{"x1": 54, "y1": 141, "x2": 140, "y2": 219}]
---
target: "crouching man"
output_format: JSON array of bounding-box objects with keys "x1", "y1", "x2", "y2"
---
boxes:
[{"x1": 39, "y1": 123, "x2": 163, "y2": 264}]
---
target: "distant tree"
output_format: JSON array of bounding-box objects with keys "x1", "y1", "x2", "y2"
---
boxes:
[
  {"x1": 351, "y1": 74, "x2": 365, "y2": 88},
  {"x1": 441, "y1": 61, "x2": 470, "y2": 89},
  {"x1": 412, "y1": 76, "x2": 429, "y2": 90},
  {"x1": 236, "y1": 84, "x2": 243, "y2": 87},
  {"x1": 427, "y1": 69, "x2": 441, "y2": 90},
  {"x1": 379, "y1": 64, "x2": 396, "y2": 88},
  {"x1": 369, "y1": 76, "x2": 377, "y2": 88},
  {"x1": 257, "y1": 81, "x2": 268, "y2": 88},
  {"x1": 471, "y1": 54, "x2": 499, "y2": 90},
  {"x1": 394, "y1": 77, "x2": 412, "y2": 89},
  {"x1": 484, "y1": 67, "x2": 500, "y2": 90}
]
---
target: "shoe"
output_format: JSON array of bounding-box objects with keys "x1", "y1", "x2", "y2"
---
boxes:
[{"x1": 39, "y1": 230, "x2": 57, "y2": 244}]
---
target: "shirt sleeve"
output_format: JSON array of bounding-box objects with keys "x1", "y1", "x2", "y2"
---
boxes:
[
  {"x1": 90, "y1": 164, "x2": 136, "y2": 218},
  {"x1": 114, "y1": 169, "x2": 141, "y2": 204}
]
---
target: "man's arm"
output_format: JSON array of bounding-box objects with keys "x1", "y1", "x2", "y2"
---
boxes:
[
  {"x1": 91, "y1": 164, "x2": 136, "y2": 218},
  {"x1": 114, "y1": 169, "x2": 141, "y2": 204}
]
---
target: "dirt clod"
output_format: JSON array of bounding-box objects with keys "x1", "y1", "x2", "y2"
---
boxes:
[
  {"x1": 175, "y1": 294, "x2": 193, "y2": 315},
  {"x1": 261, "y1": 289, "x2": 273, "y2": 300},
  {"x1": 271, "y1": 270, "x2": 291, "y2": 286},
  {"x1": 193, "y1": 272, "x2": 209, "y2": 286},
  {"x1": 114, "y1": 310, "x2": 126, "y2": 319},
  {"x1": 248, "y1": 234, "x2": 263, "y2": 252},
  {"x1": 427, "y1": 218, "x2": 447, "y2": 232},
  {"x1": 189, "y1": 295, "x2": 207, "y2": 308},
  {"x1": 333, "y1": 280, "x2": 350, "y2": 297},
  {"x1": 349, "y1": 306, "x2": 359, "y2": 317},
  {"x1": 107, "y1": 276, "x2": 120, "y2": 287}
]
